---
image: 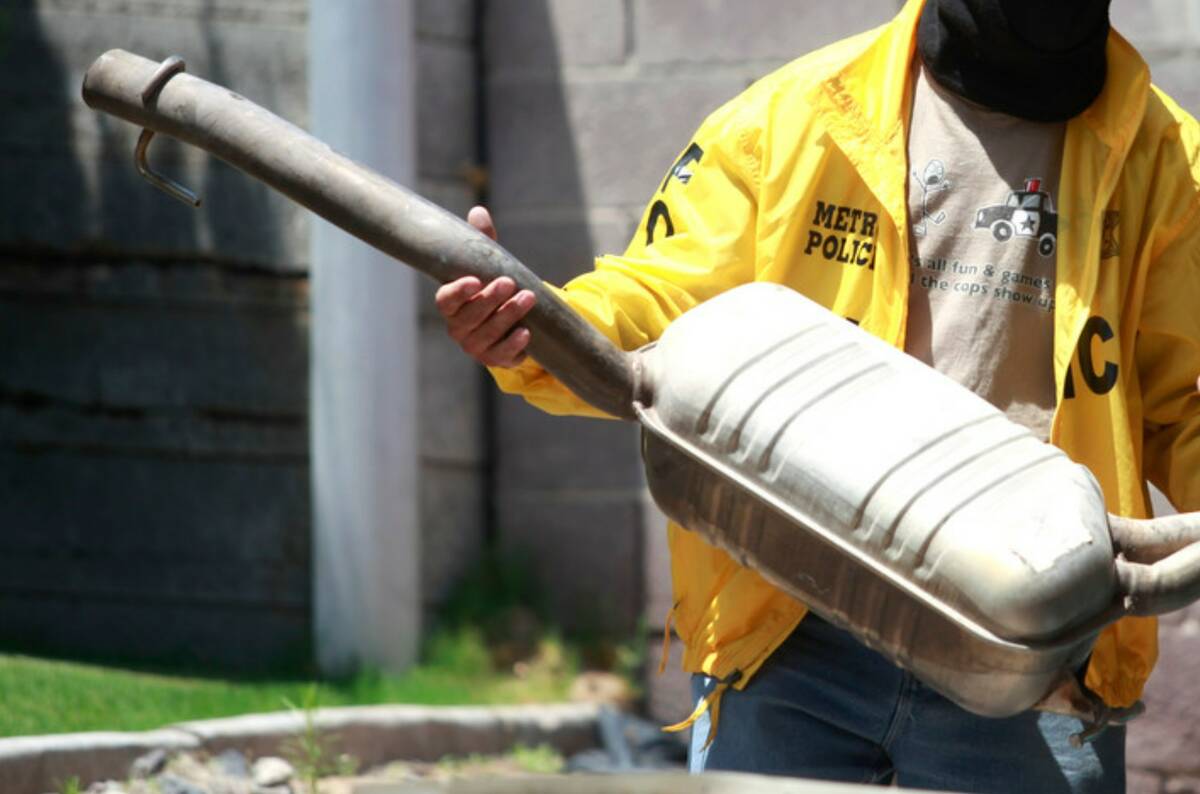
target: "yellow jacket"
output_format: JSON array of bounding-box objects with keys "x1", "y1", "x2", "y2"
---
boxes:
[{"x1": 494, "y1": 0, "x2": 1200, "y2": 710}]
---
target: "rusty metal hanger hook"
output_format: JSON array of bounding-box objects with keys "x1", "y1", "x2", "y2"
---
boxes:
[{"x1": 134, "y1": 55, "x2": 201, "y2": 207}]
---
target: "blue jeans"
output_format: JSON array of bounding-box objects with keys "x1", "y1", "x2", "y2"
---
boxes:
[{"x1": 689, "y1": 614, "x2": 1124, "y2": 792}]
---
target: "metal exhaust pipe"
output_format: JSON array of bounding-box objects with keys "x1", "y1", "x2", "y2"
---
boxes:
[
  {"x1": 81, "y1": 49, "x2": 639, "y2": 421},
  {"x1": 1111, "y1": 512, "x2": 1200, "y2": 616}
]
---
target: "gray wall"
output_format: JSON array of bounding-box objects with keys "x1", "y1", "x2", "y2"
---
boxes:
[
  {"x1": 0, "y1": 0, "x2": 312, "y2": 670},
  {"x1": 414, "y1": 0, "x2": 488, "y2": 621},
  {"x1": 0, "y1": 0, "x2": 486, "y2": 670}
]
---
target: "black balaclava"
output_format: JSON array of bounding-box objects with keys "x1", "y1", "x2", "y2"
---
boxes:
[{"x1": 917, "y1": 0, "x2": 1113, "y2": 122}]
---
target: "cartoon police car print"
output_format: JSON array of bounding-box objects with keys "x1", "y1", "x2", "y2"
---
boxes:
[{"x1": 973, "y1": 178, "x2": 1058, "y2": 257}]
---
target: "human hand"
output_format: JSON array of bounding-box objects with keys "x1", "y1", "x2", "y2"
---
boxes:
[{"x1": 434, "y1": 206, "x2": 537, "y2": 368}]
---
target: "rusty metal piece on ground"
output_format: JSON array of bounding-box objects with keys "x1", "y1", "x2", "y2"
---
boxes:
[{"x1": 82, "y1": 49, "x2": 1200, "y2": 739}]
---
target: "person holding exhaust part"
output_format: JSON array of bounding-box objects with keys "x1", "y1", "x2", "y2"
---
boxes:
[{"x1": 437, "y1": 1, "x2": 1200, "y2": 791}]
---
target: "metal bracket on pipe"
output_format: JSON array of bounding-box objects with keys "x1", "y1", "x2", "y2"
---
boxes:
[{"x1": 134, "y1": 55, "x2": 201, "y2": 208}]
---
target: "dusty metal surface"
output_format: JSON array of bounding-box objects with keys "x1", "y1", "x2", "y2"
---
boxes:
[{"x1": 639, "y1": 284, "x2": 1110, "y2": 716}]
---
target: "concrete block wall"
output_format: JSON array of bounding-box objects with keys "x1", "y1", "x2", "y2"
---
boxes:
[
  {"x1": 0, "y1": 0, "x2": 312, "y2": 670},
  {"x1": 413, "y1": 0, "x2": 488, "y2": 622},
  {"x1": 0, "y1": 0, "x2": 488, "y2": 670}
]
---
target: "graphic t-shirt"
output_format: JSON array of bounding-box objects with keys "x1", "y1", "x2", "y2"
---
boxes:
[{"x1": 905, "y1": 61, "x2": 1065, "y2": 440}]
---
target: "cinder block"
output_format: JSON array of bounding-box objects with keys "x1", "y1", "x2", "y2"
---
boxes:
[
  {"x1": 1111, "y1": 0, "x2": 1200, "y2": 55},
  {"x1": 485, "y1": 0, "x2": 626, "y2": 72},
  {"x1": 487, "y1": 209, "x2": 641, "y2": 286},
  {"x1": 0, "y1": 403, "x2": 307, "y2": 460},
  {"x1": 0, "y1": 258, "x2": 308, "y2": 310},
  {"x1": 1128, "y1": 769, "x2": 1165, "y2": 794},
  {"x1": 642, "y1": 490, "x2": 674, "y2": 628},
  {"x1": 419, "y1": 461, "x2": 487, "y2": 609},
  {"x1": 1128, "y1": 626, "x2": 1200, "y2": 773},
  {"x1": 1165, "y1": 776, "x2": 1200, "y2": 794},
  {"x1": 632, "y1": 0, "x2": 901, "y2": 65},
  {"x1": 488, "y1": 75, "x2": 747, "y2": 210},
  {"x1": 35, "y1": 0, "x2": 307, "y2": 27},
  {"x1": 4, "y1": 6, "x2": 310, "y2": 266},
  {"x1": 418, "y1": 0, "x2": 474, "y2": 41},
  {"x1": 0, "y1": 280, "x2": 309, "y2": 413},
  {"x1": 495, "y1": 397, "x2": 642, "y2": 492},
  {"x1": 0, "y1": 557, "x2": 310, "y2": 609},
  {"x1": 496, "y1": 492, "x2": 643, "y2": 633},
  {"x1": 0, "y1": 450, "x2": 310, "y2": 566},
  {"x1": 485, "y1": 79, "x2": 581, "y2": 211},
  {"x1": 0, "y1": 595, "x2": 310, "y2": 672},
  {"x1": 416, "y1": 178, "x2": 478, "y2": 223},
  {"x1": 60, "y1": 7, "x2": 308, "y2": 125},
  {"x1": 1140, "y1": 53, "x2": 1200, "y2": 119},
  {"x1": 418, "y1": 325, "x2": 486, "y2": 465},
  {"x1": 418, "y1": 39, "x2": 478, "y2": 179}
]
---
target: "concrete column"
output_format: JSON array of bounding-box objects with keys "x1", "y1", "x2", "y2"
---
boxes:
[{"x1": 309, "y1": 0, "x2": 420, "y2": 674}]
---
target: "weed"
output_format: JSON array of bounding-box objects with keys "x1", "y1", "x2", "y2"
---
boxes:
[
  {"x1": 434, "y1": 743, "x2": 564, "y2": 778},
  {"x1": 57, "y1": 777, "x2": 81, "y2": 794},
  {"x1": 281, "y1": 685, "x2": 358, "y2": 793},
  {"x1": 438, "y1": 550, "x2": 544, "y2": 628},
  {"x1": 510, "y1": 743, "x2": 564, "y2": 774}
]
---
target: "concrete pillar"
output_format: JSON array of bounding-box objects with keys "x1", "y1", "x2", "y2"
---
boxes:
[{"x1": 309, "y1": 0, "x2": 420, "y2": 674}]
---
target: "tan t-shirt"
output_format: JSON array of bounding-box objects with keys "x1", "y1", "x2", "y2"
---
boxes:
[{"x1": 905, "y1": 61, "x2": 1065, "y2": 439}]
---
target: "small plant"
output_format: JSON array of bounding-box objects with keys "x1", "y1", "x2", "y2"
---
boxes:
[
  {"x1": 281, "y1": 684, "x2": 359, "y2": 793},
  {"x1": 510, "y1": 743, "x2": 564, "y2": 774},
  {"x1": 435, "y1": 744, "x2": 564, "y2": 778},
  {"x1": 57, "y1": 777, "x2": 82, "y2": 794}
]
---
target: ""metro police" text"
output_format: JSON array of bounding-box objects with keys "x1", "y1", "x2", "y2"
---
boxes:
[{"x1": 805, "y1": 200, "x2": 878, "y2": 268}]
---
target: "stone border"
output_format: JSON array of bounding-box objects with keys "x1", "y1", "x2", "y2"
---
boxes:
[{"x1": 0, "y1": 703, "x2": 601, "y2": 794}]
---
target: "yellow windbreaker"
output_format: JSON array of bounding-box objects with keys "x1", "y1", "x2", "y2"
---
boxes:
[{"x1": 494, "y1": 0, "x2": 1200, "y2": 710}]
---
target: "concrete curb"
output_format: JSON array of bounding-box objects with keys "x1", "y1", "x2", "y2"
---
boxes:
[
  {"x1": 0, "y1": 729, "x2": 200, "y2": 794},
  {"x1": 0, "y1": 703, "x2": 601, "y2": 794}
]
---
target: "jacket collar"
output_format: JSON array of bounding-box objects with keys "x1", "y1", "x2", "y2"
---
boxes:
[
  {"x1": 812, "y1": 0, "x2": 1150, "y2": 222},
  {"x1": 812, "y1": 0, "x2": 923, "y2": 238},
  {"x1": 811, "y1": 0, "x2": 1151, "y2": 359}
]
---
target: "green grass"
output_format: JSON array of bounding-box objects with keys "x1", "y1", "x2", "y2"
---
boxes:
[{"x1": 0, "y1": 626, "x2": 578, "y2": 739}]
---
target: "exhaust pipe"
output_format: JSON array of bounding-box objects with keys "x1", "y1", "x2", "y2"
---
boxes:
[
  {"x1": 81, "y1": 49, "x2": 639, "y2": 421},
  {"x1": 1111, "y1": 512, "x2": 1200, "y2": 616}
]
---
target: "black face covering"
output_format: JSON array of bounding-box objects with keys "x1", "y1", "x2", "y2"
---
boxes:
[{"x1": 917, "y1": 0, "x2": 1112, "y2": 122}]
